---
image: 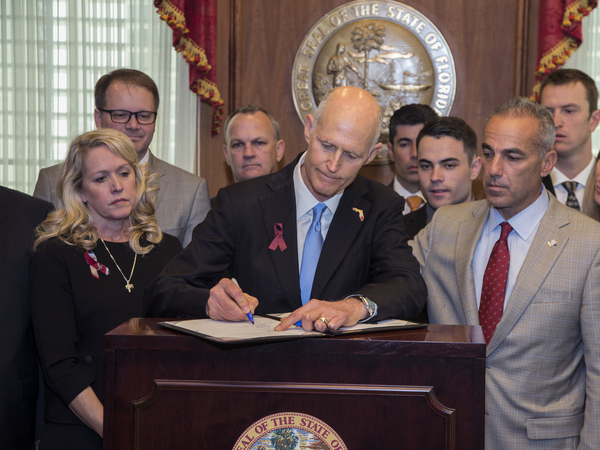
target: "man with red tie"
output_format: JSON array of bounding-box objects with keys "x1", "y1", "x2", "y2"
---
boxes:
[{"x1": 412, "y1": 97, "x2": 600, "y2": 449}]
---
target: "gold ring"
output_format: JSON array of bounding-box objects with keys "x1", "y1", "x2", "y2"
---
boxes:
[{"x1": 318, "y1": 316, "x2": 329, "y2": 326}]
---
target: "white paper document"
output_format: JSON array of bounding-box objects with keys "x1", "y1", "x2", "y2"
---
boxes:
[
  {"x1": 160, "y1": 315, "x2": 421, "y2": 344},
  {"x1": 164, "y1": 316, "x2": 320, "y2": 340}
]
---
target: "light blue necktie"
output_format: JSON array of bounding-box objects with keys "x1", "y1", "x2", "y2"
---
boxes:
[{"x1": 299, "y1": 203, "x2": 327, "y2": 305}]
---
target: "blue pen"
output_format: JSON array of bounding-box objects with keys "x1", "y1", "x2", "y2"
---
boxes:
[{"x1": 231, "y1": 278, "x2": 254, "y2": 324}]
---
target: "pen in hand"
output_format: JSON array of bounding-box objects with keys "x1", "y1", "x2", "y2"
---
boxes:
[{"x1": 231, "y1": 278, "x2": 254, "y2": 324}]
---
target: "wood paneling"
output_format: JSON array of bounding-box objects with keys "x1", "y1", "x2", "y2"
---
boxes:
[
  {"x1": 104, "y1": 319, "x2": 485, "y2": 449},
  {"x1": 199, "y1": 0, "x2": 541, "y2": 196}
]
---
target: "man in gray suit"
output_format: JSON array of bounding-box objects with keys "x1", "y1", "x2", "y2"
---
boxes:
[
  {"x1": 33, "y1": 69, "x2": 210, "y2": 247},
  {"x1": 412, "y1": 97, "x2": 600, "y2": 448}
]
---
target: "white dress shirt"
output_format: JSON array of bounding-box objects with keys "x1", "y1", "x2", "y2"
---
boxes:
[
  {"x1": 139, "y1": 149, "x2": 151, "y2": 165},
  {"x1": 548, "y1": 157, "x2": 594, "y2": 206},
  {"x1": 293, "y1": 154, "x2": 343, "y2": 273},
  {"x1": 392, "y1": 177, "x2": 425, "y2": 215},
  {"x1": 473, "y1": 187, "x2": 550, "y2": 311}
]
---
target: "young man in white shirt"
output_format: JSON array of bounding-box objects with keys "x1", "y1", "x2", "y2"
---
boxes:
[
  {"x1": 539, "y1": 68, "x2": 600, "y2": 210},
  {"x1": 387, "y1": 104, "x2": 438, "y2": 214}
]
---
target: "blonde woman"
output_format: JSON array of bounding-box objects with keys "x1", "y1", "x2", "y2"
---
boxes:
[
  {"x1": 32, "y1": 129, "x2": 181, "y2": 449},
  {"x1": 582, "y1": 155, "x2": 600, "y2": 221}
]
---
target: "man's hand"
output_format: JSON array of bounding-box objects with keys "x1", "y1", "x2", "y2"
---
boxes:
[
  {"x1": 275, "y1": 297, "x2": 367, "y2": 332},
  {"x1": 206, "y1": 278, "x2": 258, "y2": 322}
]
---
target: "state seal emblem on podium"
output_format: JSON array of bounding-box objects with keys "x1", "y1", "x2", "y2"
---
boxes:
[
  {"x1": 292, "y1": 1, "x2": 457, "y2": 164},
  {"x1": 233, "y1": 412, "x2": 347, "y2": 450}
]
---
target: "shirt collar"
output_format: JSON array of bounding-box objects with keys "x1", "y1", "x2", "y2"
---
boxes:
[
  {"x1": 549, "y1": 156, "x2": 595, "y2": 187},
  {"x1": 485, "y1": 185, "x2": 550, "y2": 240},
  {"x1": 139, "y1": 149, "x2": 151, "y2": 165},
  {"x1": 293, "y1": 152, "x2": 344, "y2": 218},
  {"x1": 393, "y1": 177, "x2": 423, "y2": 199}
]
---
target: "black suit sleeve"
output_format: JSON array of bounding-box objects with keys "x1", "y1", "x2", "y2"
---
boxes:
[
  {"x1": 32, "y1": 241, "x2": 96, "y2": 407},
  {"x1": 347, "y1": 193, "x2": 426, "y2": 321},
  {"x1": 144, "y1": 189, "x2": 236, "y2": 319}
]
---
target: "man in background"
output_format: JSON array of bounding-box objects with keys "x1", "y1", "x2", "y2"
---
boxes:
[
  {"x1": 222, "y1": 105, "x2": 285, "y2": 183},
  {"x1": 402, "y1": 116, "x2": 481, "y2": 239},
  {"x1": 387, "y1": 104, "x2": 438, "y2": 214},
  {"x1": 0, "y1": 186, "x2": 52, "y2": 450},
  {"x1": 539, "y1": 68, "x2": 600, "y2": 210},
  {"x1": 34, "y1": 68, "x2": 210, "y2": 247}
]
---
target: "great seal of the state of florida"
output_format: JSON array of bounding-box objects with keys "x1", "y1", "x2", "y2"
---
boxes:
[
  {"x1": 292, "y1": 1, "x2": 456, "y2": 164},
  {"x1": 233, "y1": 412, "x2": 348, "y2": 450}
]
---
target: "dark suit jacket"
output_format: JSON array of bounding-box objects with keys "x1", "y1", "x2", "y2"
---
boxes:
[
  {"x1": 146, "y1": 154, "x2": 426, "y2": 320},
  {"x1": 402, "y1": 205, "x2": 428, "y2": 239},
  {"x1": 543, "y1": 174, "x2": 555, "y2": 196},
  {"x1": 0, "y1": 186, "x2": 52, "y2": 450},
  {"x1": 401, "y1": 204, "x2": 430, "y2": 323}
]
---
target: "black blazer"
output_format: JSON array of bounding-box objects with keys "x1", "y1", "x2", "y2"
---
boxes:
[
  {"x1": 0, "y1": 186, "x2": 52, "y2": 450},
  {"x1": 146, "y1": 153, "x2": 427, "y2": 321},
  {"x1": 401, "y1": 205, "x2": 428, "y2": 240},
  {"x1": 543, "y1": 175, "x2": 556, "y2": 196}
]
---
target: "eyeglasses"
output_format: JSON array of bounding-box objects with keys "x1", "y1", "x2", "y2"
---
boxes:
[{"x1": 98, "y1": 109, "x2": 157, "y2": 125}]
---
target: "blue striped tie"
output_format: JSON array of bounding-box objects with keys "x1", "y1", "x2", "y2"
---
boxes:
[{"x1": 299, "y1": 203, "x2": 327, "y2": 305}]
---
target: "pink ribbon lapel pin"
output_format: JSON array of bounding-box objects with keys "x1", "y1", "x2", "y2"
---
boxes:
[
  {"x1": 269, "y1": 223, "x2": 287, "y2": 252},
  {"x1": 84, "y1": 250, "x2": 110, "y2": 279}
]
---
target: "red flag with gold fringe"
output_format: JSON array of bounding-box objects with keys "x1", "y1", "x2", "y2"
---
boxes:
[
  {"x1": 532, "y1": 0, "x2": 597, "y2": 100},
  {"x1": 155, "y1": 0, "x2": 224, "y2": 135}
]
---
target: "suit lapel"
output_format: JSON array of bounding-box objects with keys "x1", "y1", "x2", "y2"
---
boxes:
[
  {"x1": 487, "y1": 198, "x2": 569, "y2": 353},
  {"x1": 455, "y1": 202, "x2": 489, "y2": 325},
  {"x1": 261, "y1": 163, "x2": 302, "y2": 311},
  {"x1": 147, "y1": 152, "x2": 167, "y2": 207},
  {"x1": 311, "y1": 178, "x2": 370, "y2": 299}
]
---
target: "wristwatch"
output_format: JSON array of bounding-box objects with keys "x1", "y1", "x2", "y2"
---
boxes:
[{"x1": 351, "y1": 295, "x2": 378, "y2": 322}]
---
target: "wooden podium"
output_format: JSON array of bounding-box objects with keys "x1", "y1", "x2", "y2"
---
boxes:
[{"x1": 104, "y1": 318, "x2": 485, "y2": 449}]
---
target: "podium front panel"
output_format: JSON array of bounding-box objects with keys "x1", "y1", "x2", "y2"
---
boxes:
[{"x1": 104, "y1": 319, "x2": 485, "y2": 449}]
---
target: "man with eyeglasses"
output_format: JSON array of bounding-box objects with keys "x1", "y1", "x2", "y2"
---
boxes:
[{"x1": 33, "y1": 69, "x2": 210, "y2": 247}]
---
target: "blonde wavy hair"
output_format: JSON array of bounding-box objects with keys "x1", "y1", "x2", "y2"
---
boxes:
[{"x1": 34, "y1": 129, "x2": 162, "y2": 254}]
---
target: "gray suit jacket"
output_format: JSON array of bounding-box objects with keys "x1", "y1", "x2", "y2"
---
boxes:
[
  {"x1": 412, "y1": 195, "x2": 600, "y2": 449},
  {"x1": 33, "y1": 151, "x2": 210, "y2": 247}
]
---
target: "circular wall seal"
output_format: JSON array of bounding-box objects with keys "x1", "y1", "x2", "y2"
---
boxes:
[
  {"x1": 292, "y1": 1, "x2": 456, "y2": 164},
  {"x1": 233, "y1": 412, "x2": 348, "y2": 450}
]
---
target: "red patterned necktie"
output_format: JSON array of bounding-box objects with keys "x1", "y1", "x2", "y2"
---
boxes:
[{"x1": 479, "y1": 221, "x2": 513, "y2": 344}]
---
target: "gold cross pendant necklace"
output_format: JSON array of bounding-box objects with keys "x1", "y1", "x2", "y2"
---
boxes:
[{"x1": 100, "y1": 238, "x2": 137, "y2": 293}]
